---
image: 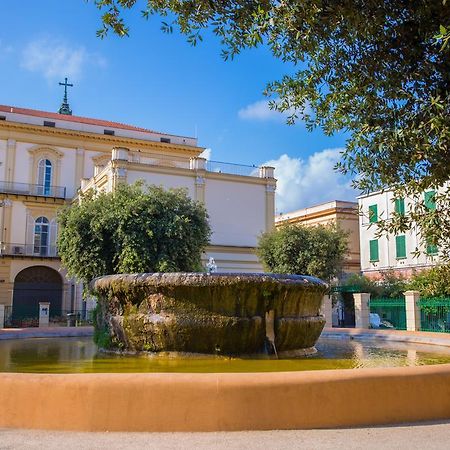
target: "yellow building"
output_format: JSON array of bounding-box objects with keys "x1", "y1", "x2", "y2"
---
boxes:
[
  {"x1": 0, "y1": 103, "x2": 275, "y2": 325},
  {"x1": 275, "y1": 200, "x2": 360, "y2": 275}
]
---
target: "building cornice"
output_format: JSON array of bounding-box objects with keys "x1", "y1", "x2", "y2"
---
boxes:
[
  {"x1": 276, "y1": 206, "x2": 358, "y2": 224},
  {"x1": 0, "y1": 121, "x2": 202, "y2": 157}
]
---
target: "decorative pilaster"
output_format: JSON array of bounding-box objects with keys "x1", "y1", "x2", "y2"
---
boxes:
[
  {"x1": 260, "y1": 166, "x2": 276, "y2": 232},
  {"x1": 5, "y1": 139, "x2": 16, "y2": 183},
  {"x1": 404, "y1": 290, "x2": 421, "y2": 332},
  {"x1": 190, "y1": 157, "x2": 207, "y2": 203},
  {"x1": 75, "y1": 148, "x2": 85, "y2": 188},
  {"x1": 2, "y1": 201, "x2": 12, "y2": 244},
  {"x1": 353, "y1": 293, "x2": 371, "y2": 329},
  {"x1": 110, "y1": 166, "x2": 128, "y2": 190},
  {"x1": 111, "y1": 148, "x2": 129, "y2": 191}
]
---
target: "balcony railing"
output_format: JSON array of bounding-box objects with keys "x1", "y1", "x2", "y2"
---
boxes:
[
  {"x1": 0, "y1": 181, "x2": 66, "y2": 199},
  {"x1": 0, "y1": 243, "x2": 58, "y2": 257},
  {"x1": 206, "y1": 160, "x2": 260, "y2": 177}
]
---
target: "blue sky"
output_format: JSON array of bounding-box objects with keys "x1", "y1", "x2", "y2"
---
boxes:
[{"x1": 0, "y1": 0, "x2": 358, "y2": 213}]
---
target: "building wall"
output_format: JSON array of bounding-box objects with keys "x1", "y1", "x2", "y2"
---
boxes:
[
  {"x1": 80, "y1": 152, "x2": 274, "y2": 270},
  {"x1": 358, "y1": 190, "x2": 438, "y2": 279},
  {"x1": 0, "y1": 111, "x2": 274, "y2": 310}
]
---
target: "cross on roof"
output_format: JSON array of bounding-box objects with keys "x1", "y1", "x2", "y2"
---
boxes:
[{"x1": 58, "y1": 77, "x2": 73, "y2": 115}]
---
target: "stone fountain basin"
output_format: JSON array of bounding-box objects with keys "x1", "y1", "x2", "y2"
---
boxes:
[{"x1": 91, "y1": 273, "x2": 328, "y2": 355}]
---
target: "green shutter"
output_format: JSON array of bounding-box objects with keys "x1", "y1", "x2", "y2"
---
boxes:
[
  {"x1": 426, "y1": 242, "x2": 438, "y2": 255},
  {"x1": 424, "y1": 191, "x2": 436, "y2": 210},
  {"x1": 369, "y1": 204, "x2": 378, "y2": 223},
  {"x1": 394, "y1": 198, "x2": 405, "y2": 215},
  {"x1": 369, "y1": 239, "x2": 379, "y2": 262},
  {"x1": 395, "y1": 235, "x2": 406, "y2": 259}
]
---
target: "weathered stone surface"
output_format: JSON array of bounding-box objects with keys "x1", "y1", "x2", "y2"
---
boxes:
[{"x1": 91, "y1": 273, "x2": 327, "y2": 354}]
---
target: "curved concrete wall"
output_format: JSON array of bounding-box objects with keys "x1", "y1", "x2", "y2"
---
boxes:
[{"x1": 1, "y1": 364, "x2": 450, "y2": 431}]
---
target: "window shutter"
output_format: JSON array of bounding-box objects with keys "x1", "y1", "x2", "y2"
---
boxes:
[
  {"x1": 395, "y1": 235, "x2": 406, "y2": 259},
  {"x1": 424, "y1": 191, "x2": 436, "y2": 210},
  {"x1": 369, "y1": 239, "x2": 379, "y2": 261},
  {"x1": 369, "y1": 204, "x2": 378, "y2": 223},
  {"x1": 394, "y1": 198, "x2": 405, "y2": 216},
  {"x1": 426, "y1": 242, "x2": 438, "y2": 255}
]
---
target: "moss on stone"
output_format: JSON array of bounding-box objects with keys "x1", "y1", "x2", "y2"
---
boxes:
[{"x1": 91, "y1": 273, "x2": 327, "y2": 354}]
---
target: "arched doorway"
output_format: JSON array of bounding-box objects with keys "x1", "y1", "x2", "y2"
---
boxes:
[{"x1": 12, "y1": 266, "x2": 62, "y2": 325}]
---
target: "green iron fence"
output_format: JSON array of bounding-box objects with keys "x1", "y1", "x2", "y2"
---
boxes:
[
  {"x1": 369, "y1": 298, "x2": 407, "y2": 330},
  {"x1": 419, "y1": 298, "x2": 450, "y2": 333}
]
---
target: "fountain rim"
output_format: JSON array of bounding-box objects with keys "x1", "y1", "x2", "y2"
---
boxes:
[{"x1": 90, "y1": 272, "x2": 328, "y2": 291}]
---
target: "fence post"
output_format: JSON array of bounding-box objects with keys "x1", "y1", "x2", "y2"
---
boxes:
[
  {"x1": 38, "y1": 302, "x2": 50, "y2": 328},
  {"x1": 353, "y1": 293, "x2": 371, "y2": 329},
  {"x1": 404, "y1": 290, "x2": 421, "y2": 332},
  {"x1": 0, "y1": 304, "x2": 4, "y2": 328},
  {"x1": 321, "y1": 294, "x2": 333, "y2": 328}
]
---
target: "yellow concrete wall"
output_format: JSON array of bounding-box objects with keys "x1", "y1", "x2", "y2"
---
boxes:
[{"x1": 0, "y1": 364, "x2": 449, "y2": 431}]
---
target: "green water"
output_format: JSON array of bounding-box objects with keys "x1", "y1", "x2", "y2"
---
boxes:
[{"x1": 1, "y1": 337, "x2": 450, "y2": 373}]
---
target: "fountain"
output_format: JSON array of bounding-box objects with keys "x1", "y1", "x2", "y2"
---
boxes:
[{"x1": 90, "y1": 272, "x2": 328, "y2": 355}]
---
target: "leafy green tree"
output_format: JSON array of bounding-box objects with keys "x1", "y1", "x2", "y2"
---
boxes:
[
  {"x1": 257, "y1": 224, "x2": 348, "y2": 281},
  {"x1": 91, "y1": 0, "x2": 450, "y2": 257},
  {"x1": 408, "y1": 265, "x2": 450, "y2": 297},
  {"x1": 340, "y1": 272, "x2": 407, "y2": 298},
  {"x1": 57, "y1": 182, "x2": 211, "y2": 283}
]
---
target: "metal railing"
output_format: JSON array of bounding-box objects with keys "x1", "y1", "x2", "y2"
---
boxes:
[
  {"x1": 369, "y1": 298, "x2": 407, "y2": 330},
  {"x1": 0, "y1": 243, "x2": 58, "y2": 257},
  {"x1": 206, "y1": 160, "x2": 260, "y2": 177},
  {"x1": 419, "y1": 298, "x2": 450, "y2": 333},
  {"x1": 0, "y1": 181, "x2": 66, "y2": 199}
]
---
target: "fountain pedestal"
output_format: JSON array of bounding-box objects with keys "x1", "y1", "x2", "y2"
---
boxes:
[{"x1": 91, "y1": 273, "x2": 327, "y2": 354}]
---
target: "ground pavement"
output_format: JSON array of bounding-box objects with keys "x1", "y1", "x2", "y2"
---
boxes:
[{"x1": 1, "y1": 421, "x2": 450, "y2": 450}]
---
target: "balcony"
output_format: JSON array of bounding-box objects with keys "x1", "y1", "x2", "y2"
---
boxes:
[
  {"x1": 0, "y1": 243, "x2": 58, "y2": 258},
  {"x1": 0, "y1": 181, "x2": 66, "y2": 199}
]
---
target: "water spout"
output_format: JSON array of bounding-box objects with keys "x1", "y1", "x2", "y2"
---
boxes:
[{"x1": 265, "y1": 310, "x2": 278, "y2": 358}]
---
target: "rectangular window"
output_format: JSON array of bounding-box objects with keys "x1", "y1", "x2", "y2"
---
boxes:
[
  {"x1": 104, "y1": 129, "x2": 115, "y2": 136},
  {"x1": 369, "y1": 239, "x2": 379, "y2": 262},
  {"x1": 424, "y1": 190, "x2": 436, "y2": 210},
  {"x1": 160, "y1": 137, "x2": 171, "y2": 143},
  {"x1": 395, "y1": 235, "x2": 406, "y2": 259},
  {"x1": 0, "y1": 115, "x2": 6, "y2": 120},
  {"x1": 394, "y1": 198, "x2": 405, "y2": 216},
  {"x1": 369, "y1": 204, "x2": 378, "y2": 223},
  {"x1": 43, "y1": 121, "x2": 55, "y2": 127}
]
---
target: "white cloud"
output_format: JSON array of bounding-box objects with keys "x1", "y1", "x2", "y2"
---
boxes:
[
  {"x1": 238, "y1": 99, "x2": 309, "y2": 122},
  {"x1": 262, "y1": 148, "x2": 359, "y2": 214},
  {"x1": 199, "y1": 148, "x2": 212, "y2": 160},
  {"x1": 21, "y1": 37, "x2": 105, "y2": 82}
]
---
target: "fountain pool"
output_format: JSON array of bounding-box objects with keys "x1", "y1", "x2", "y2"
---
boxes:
[{"x1": 1, "y1": 336, "x2": 450, "y2": 373}]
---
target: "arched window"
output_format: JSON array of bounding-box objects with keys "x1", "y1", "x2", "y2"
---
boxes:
[
  {"x1": 37, "y1": 159, "x2": 52, "y2": 195},
  {"x1": 34, "y1": 217, "x2": 49, "y2": 256}
]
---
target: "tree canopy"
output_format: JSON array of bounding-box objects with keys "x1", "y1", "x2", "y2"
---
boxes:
[
  {"x1": 91, "y1": 0, "x2": 450, "y2": 257},
  {"x1": 257, "y1": 223, "x2": 348, "y2": 281},
  {"x1": 57, "y1": 182, "x2": 211, "y2": 284}
]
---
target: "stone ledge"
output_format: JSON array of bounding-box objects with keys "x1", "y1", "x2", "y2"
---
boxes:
[
  {"x1": 321, "y1": 327, "x2": 450, "y2": 347},
  {"x1": 0, "y1": 326, "x2": 94, "y2": 340}
]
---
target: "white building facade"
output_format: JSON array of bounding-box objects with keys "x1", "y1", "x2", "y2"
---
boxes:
[
  {"x1": 0, "y1": 104, "x2": 275, "y2": 324},
  {"x1": 358, "y1": 189, "x2": 439, "y2": 279}
]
